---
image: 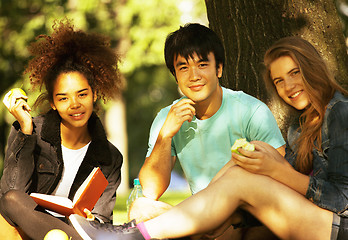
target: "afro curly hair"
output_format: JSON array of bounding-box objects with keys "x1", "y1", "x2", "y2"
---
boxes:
[{"x1": 25, "y1": 18, "x2": 123, "y2": 108}]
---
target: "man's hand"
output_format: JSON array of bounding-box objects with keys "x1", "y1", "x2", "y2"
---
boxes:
[{"x1": 159, "y1": 98, "x2": 196, "y2": 139}]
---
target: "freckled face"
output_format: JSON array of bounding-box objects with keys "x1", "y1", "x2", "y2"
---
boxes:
[
  {"x1": 51, "y1": 71, "x2": 96, "y2": 130},
  {"x1": 270, "y1": 56, "x2": 310, "y2": 110}
]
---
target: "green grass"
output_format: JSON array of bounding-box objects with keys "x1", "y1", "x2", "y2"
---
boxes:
[{"x1": 113, "y1": 190, "x2": 191, "y2": 224}]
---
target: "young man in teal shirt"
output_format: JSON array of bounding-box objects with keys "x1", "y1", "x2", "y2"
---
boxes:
[
  {"x1": 68, "y1": 23, "x2": 286, "y2": 240},
  {"x1": 139, "y1": 23, "x2": 285, "y2": 199}
]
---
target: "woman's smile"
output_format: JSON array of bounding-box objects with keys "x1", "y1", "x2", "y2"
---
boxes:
[{"x1": 270, "y1": 56, "x2": 310, "y2": 110}]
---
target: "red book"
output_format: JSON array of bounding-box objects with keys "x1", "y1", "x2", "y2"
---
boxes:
[{"x1": 30, "y1": 167, "x2": 108, "y2": 218}]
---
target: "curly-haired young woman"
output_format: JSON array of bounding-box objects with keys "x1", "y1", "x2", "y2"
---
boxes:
[{"x1": 0, "y1": 18, "x2": 123, "y2": 240}]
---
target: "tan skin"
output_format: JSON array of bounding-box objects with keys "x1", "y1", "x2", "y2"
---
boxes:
[
  {"x1": 50, "y1": 71, "x2": 96, "y2": 149},
  {"x1": 139, "y1": 55, "x2": 333, "y2": 240},
  {"x1": 271, "y1": 56, "x2": 310, "y2": 111},
  {"x1": 139, "y1": 52, "x2": 223, "y2": 200},
  {"x1": 7, "y1": 94, "x2": 32, "y2": 135},
  {"x1": 139, "y1": 52, "x2": 285, "y2": 201},
  {"x1": 7, "y1": 71, "x2": 96, "y2": 150},
  {"x1": 3, "y1": 71, "x2": 98, "y2": 237}
]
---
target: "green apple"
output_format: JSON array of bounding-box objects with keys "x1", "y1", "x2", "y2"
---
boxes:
[
  {"x1": 44, "y1": 229, "x2": 69, "y2": 240},
  {"x1": 3, "y1": 88, "x2": 27, "y2": 109},
  {"x1": 231, "y1": 138, "x2": 255, "y2": 155}
]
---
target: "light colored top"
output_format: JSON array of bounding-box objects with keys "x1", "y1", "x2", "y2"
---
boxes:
[
  {"x1": 48, "y1": 142, "x2": 90, "y2": 217},
  {"x1": 52, "y1": 142, "x2": 91, "y2": 197},
  {"x1": 146, "y1": 87, "x2": 285, "y2": 194}
]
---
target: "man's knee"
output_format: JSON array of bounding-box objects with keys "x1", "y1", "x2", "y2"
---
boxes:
[
  {"x1": 129, "y1": 197, "x2": 173, "y2": 223},
  {"x1": 222, "y1": 166, "x2": 253, "y2": 182}
]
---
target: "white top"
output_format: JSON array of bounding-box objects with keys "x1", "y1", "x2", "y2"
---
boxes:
[
  {"x1": 49, "y1": 142, "x2": 90, "y2": 217},
  {"x1": 52, "y1": 142, "x2": 91, "y2": 197}
]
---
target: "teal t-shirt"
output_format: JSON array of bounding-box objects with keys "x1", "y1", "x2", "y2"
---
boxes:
[{"x1": 146, "y1": 87, "x2": 285, "y2": 194}]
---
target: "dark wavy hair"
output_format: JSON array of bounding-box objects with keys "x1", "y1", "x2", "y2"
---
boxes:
[
  {"x1": 263, "y1": 36, "x2": 348, "y2": 174},
  {"x1": 24, "y1": 18, "x2": 123, "y2": 109}
]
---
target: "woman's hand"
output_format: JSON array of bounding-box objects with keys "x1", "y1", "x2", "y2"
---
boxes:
[
  {"x1": 232, "y1": 141, "x2": 289, "y2": 178},
  {"x1": 5, "y1": 92, "x2": 32, "y2": 135},
  {"x1": 84, "y1": 208, "x2": 95, "y2": 221}
]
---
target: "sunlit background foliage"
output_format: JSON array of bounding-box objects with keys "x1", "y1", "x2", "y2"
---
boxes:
[
  {"x1": 0, "y1": 0, "x2": 207, "y2": 185},
  {"x1": 1, "y1": 0, "x2": 346, "y2": 187}
]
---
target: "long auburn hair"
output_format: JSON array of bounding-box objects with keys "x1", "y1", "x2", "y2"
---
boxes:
[{"x1": 263, "y1": 36, "x2": 348, "y2": 174}]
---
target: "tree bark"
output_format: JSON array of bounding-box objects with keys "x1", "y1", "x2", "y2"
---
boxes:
[{"x1": 205, "y1": 0, "x2": 348, "y2": 134}]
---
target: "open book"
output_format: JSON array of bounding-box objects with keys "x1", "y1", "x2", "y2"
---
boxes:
[{"x1": 30, "y1": 167, "x2": 108, "y2": 218}]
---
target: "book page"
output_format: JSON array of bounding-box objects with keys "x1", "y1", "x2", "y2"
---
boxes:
[{"x1": 30, "y1": 193, "x2": 73, "y2": 208}]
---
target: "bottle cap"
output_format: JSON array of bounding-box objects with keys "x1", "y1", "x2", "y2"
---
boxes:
[{"x1": 134, "y1": 178, "x2": 140, "y2": 185}]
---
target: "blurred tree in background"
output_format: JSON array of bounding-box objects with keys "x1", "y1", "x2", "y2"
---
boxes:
[
  {"x1": 0, "y1": 0, "x2": 124, "y2": 177},
  {"x1": 2, "y1": 0, "x2": 346, "y2": 188},
  {"x1": 0, "y1": 0, "x2": 207, "y2": 186},
  {"x1": 116, "y1": 0, "x2": 207, "y2": 182},
  {"x1": 205, "y1": 0, "x2": 348, "y2": 136},
  {"x1": 0, "y1": 0, "x2": 121, "y2": 176},
  {"x1": 336, "y1": 0, "x2": 348, "y2": 48}
]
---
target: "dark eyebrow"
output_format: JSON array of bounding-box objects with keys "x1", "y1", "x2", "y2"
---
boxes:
[
  {"x1": 175, "y1": 57, "x2": 209, "y2": 68},
  {"x1": 175, "y1": 61, "x2": 187, "y2": 68},
  {"x1": 288, "y1": 67, "x2": 300, "y2": 74},
  {"x1": 272, "y1": 67, "x2": 300, "y2": 82},
  {"x1": 78, "y1": 88, "x2": 89, "y2": 93},
  {"x1": 55, "y1": 88, "x2": 89, "y2": 97},
  {"x1": 55, "y1": 93, "x2": 66, "y2": 97},
  {"x1": 197, "y1": 58, "x2": 209, "y2": 64}
]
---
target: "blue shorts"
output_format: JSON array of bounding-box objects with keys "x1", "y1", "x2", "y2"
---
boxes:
[
  {"x1": 332, "y1": 213, "x2": 348, "y2": 240},
  {"x1": 235, "y1": 210, "x2": 348, "y2": 239}
]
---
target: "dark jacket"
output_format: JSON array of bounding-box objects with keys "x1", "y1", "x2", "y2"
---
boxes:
[
  {"x1": 286, "y1": 91, "x2": 348, "y2": 216},
  {"x1": 0, "y1": 109, "x2": 123, "y2": 222}
]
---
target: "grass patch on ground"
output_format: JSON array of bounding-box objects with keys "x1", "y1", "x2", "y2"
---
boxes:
[{"x1": 113, "y1": 190, "x2": 191, "y2": 224}]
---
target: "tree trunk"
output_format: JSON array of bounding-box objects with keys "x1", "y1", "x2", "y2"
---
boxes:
[{"x1": 204, "y1": 0, "x2": 348, "y2": 134}]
